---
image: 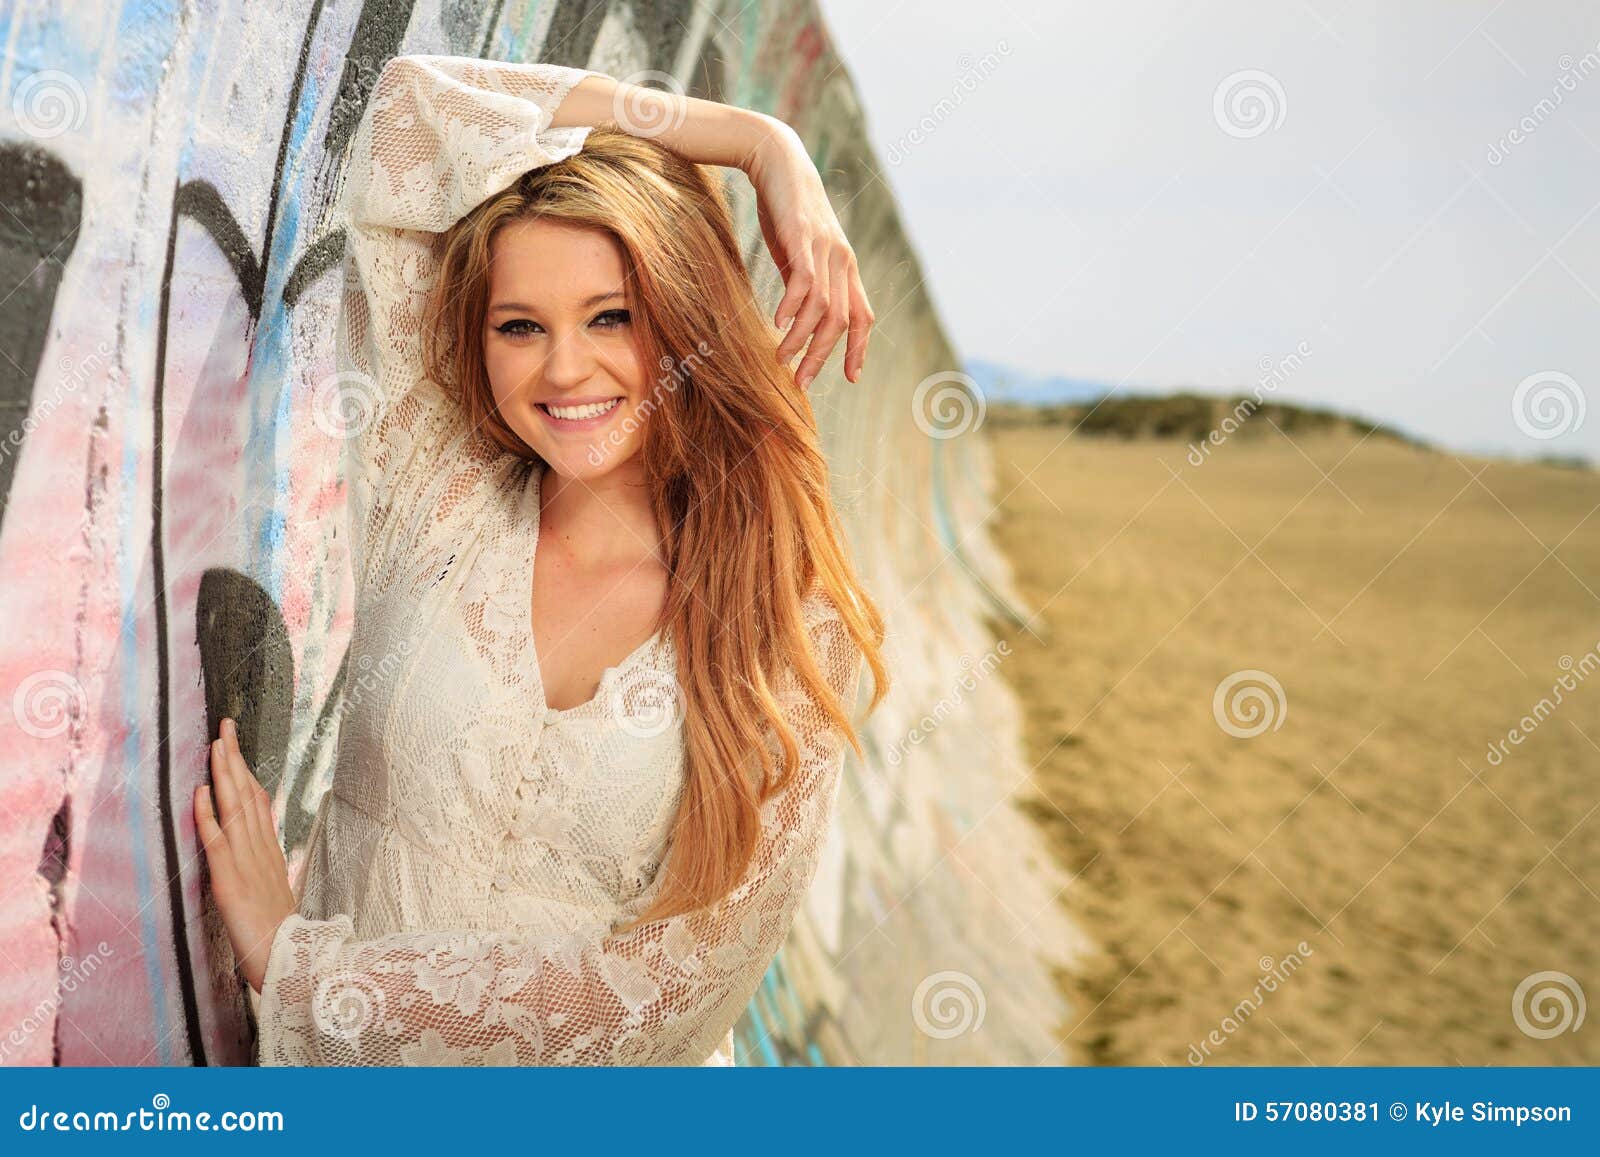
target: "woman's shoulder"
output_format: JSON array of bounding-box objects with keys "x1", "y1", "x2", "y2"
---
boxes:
[
  {"x1": 795, "y1": 582, "x2": 865, "y2": 693},
  {"x1": 798, "y1": 580, "x2": 860, "y2": 634}
]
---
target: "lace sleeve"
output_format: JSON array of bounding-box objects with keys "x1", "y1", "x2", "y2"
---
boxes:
[
  {"x1": 335, "y1": 54, "x2": 606, "y2": 592},
  {"x1": 255, "y1": 603, "x2": 865, "y2": 1065}
]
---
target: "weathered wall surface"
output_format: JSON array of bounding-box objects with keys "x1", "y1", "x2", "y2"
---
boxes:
[{"x1": 0, "y1": 0, "x2": 1080, "y2": 1066}]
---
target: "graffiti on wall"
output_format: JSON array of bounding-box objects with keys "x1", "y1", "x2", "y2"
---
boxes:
[{"x1": 0, "y1": 0, "x2": 1078, "y2": 1067}]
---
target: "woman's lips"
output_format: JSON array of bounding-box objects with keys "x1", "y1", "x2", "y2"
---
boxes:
[{"x1": 535, "y1": 397, "x2": 623, "y2": 432}]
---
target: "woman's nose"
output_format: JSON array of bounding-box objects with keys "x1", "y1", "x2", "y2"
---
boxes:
[{"x1": 541, "y1": 328, "x2": 598, "y2": 388}]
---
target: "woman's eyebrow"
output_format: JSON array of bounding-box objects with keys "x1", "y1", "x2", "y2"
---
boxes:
[{"x1": 489, "y1": 290, "x2": 626, "y2": 314}]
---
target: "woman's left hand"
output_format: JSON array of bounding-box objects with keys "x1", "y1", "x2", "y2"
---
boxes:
[
  {"x1": 194, "y1": 717, "x2": 297, "y2": 995},
  {"x1": 744, "y1": 120, "x2": 875, "y2": 390}
]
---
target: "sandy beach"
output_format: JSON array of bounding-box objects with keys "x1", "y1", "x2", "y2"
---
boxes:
[{"x1": 988, "y1": 422, "x2": 1598, "y2": 1065}]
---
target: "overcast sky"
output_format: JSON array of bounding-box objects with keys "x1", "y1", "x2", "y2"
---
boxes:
[{"x1": 816, "y1": 0, "x2": 1600, "y2": 460}]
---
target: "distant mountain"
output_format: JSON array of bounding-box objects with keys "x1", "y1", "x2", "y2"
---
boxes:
[
  {"x1": 964, "y1": 358, "x2": 1124, "y2": 405},
  {"x1": 967, "y1": 359, "x2": 1592, "y2": 468},
  {"x1": 987, "y1": 388, "x2": 1427, "y2": 448}
]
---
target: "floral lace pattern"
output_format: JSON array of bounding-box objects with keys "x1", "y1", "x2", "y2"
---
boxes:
[{"x1": 249, "y1": 54, "x2": 864, "y2": 1067}]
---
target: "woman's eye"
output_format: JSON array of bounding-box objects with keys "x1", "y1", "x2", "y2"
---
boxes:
[
  {"x1": 495, "y1": 319, "x2": 540, "y2": 338},
  {"x1": 593, "y1": 309, "x2": 630, "y2": 329}
]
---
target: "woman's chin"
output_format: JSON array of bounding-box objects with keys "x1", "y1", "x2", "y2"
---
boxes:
[{"x1": 534, "y1": 441, "x2": 641, "y2": 483}]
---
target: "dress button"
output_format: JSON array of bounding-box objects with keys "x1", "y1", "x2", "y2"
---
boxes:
[
  {"x1": 543, "y1": 708, "x2": 561, "y2": 724},
  {"x1": 492, "y1": 871, "x2": 512, "y2": 891}
]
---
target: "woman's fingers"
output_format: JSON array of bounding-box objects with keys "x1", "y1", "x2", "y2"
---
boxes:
[
  {"x1": 209, "y1": 731, "x2": 248, "y2": 851},
  {"x1": 194, "y1": 782, "x2": 241, "y2": 902},
  {"x1": 843, "y1": 260, "x2": 874, "y2": 383},
  {"x1": 795, "y1": 244, "x2": 852, "y2": 389},
  {"x1": 250, "y1": 763, "x2": 279, "y2": 853},
  {"x1": 773, "y1": 230, "x2": 870, "y2": 389},
  {"x1": 774, "y1": 238, "x2": 817, "y2": 363},
  {"x1": 225, "y1": 722, "x2": 261, "y2": 849},
  {"x1": 194, "y1": 784, "x2": 227, "y2": 864},
  {"x1": 205, "y1": 718, "x2": 280, "y2": 868},
  {"x1": 779, "y1": 238, "x2": 834, "y2": 381}
]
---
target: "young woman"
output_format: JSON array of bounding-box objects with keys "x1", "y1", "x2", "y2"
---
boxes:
[{"x1": 193, "y1": 54, "x2": 888, "y2": 1066}]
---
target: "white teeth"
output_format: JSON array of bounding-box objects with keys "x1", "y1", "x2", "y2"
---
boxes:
[{"x1": 545, "y1": 398, "x2": 622, "y2": 421}]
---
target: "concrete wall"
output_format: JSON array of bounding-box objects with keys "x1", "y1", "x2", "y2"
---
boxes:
[{"x1": 0, "y1": 0, "x2": 1079, "y2": 1066}]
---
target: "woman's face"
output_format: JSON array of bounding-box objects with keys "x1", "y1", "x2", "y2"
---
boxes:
[{"x1": 482, "y1": 219, "x2": 648, "y2": 480}]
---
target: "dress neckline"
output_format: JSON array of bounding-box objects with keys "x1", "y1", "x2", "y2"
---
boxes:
[{"x1": 518, "y1": 459, "x2": 667, "y2": 721}]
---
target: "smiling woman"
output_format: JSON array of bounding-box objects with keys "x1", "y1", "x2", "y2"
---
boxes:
[
  {"x1": 193, "y1": 52, "x2": 889, "y2": 1067},
  {"x1": 484, "y1": 221, "x2": 645, "y2": 458}
]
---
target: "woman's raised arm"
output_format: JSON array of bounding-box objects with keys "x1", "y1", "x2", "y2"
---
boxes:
[{"x1": 548, "y1": 65, "x2": 874, "y2": 389}]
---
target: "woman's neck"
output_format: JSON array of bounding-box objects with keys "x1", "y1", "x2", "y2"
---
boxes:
[{"x1": 538, "y1": 459, "x2": 663, "y2": 566}]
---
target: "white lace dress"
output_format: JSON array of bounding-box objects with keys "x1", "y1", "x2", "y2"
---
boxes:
[{"x1": 244, "y1": 54, "x2": 863, "y2": 1067}]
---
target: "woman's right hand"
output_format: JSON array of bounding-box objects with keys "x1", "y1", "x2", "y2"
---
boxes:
[{"x1": 195, "y1": 717, "x2": 298, "y2": 994}]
